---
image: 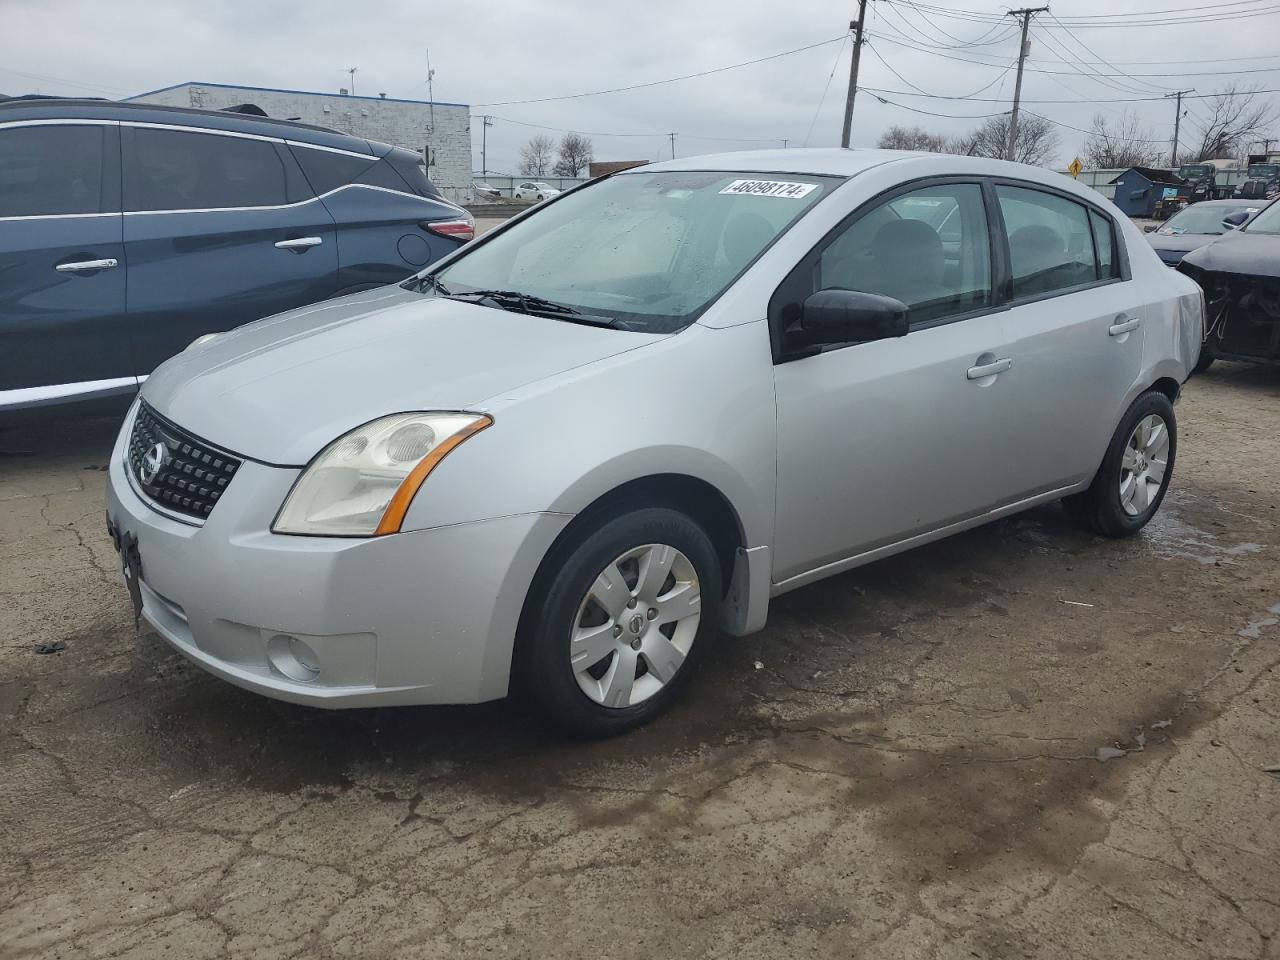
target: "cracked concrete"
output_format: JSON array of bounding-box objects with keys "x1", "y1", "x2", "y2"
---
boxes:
[{"x1": 2, "y1": 361, "x2": 1279, "y2": 959}]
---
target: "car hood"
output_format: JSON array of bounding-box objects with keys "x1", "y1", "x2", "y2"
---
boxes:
[
  {"x1": 142, "y1": 285, "x2": 661, "y2": 465},
  {"x1": 1179, "y1": 230, "x2": 1280, "y2": 277}
]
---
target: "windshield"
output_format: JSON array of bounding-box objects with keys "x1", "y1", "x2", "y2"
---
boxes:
[
  {"x1": 1245, "y1": 199, "x2": 1280, "y2": 234},
  {"x1": 1247, "y1": 164, "x2": 1279, "y2": 179},
  {"x1": 428, "y1": 170, "x2": 841, "y2": 333},
  {"x1": 1179, "y1": 165, "x2": 1212, "y2": 179},
  {"x1": 1159, "y1": 203, "x2": 1256, "y2": 236}
]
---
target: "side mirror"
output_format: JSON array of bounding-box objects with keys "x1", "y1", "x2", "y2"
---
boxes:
[
  {"x1": 1144, "y1": 224, "x2": 1158, "y2": 233},
  {"x1": 1222, "y1": 211, "x2": 1249, "y2": 230},
  {"x1": 797, "y1": 289, "x2": 909, "y2": 344}
]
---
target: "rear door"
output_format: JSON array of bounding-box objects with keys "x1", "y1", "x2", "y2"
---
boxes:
[
  {"x1": 992, "y1": 183, "x2": 1145, "y2": 495},
  {"x1": 290, "y1": 143, "x2": 464, "y2": 290},
  {"x1": 122, "y1": 124, "x2": 339, "y2": 374},
  {"x1": 0, "y1": 121, "x2": 131, "y2": 406}
]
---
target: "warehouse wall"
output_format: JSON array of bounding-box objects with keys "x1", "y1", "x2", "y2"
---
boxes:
[{"x1": 130, "y1": 83, "x2": 473, "y2": 202}]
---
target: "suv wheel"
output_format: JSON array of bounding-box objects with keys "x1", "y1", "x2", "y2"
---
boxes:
[
  {"x1": 518, "y1": 507, "x2": 721, "y2": 737},
  {"x1": 1065, "y1": 390, "x2": 1176, "y2": 538}
]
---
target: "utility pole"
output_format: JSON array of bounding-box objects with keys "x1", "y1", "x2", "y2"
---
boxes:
[
  {"x1": 782, "y1": 138, "x2": 789, "y2": 149},
  {"x1": 425, "y1": 49, "x2": 436, "y2": 172},
  {"x1": 668, "y1": 132, "x2": 677, "y2": 159},
  {"x1": 840, "y1": 0, "x2": 868, "y2": 148},
  {"x1": 1165, "y1": 89, "x2": 1194, "y2": 167},
  {"x1": 480, "y1": 115, "x2": 494, "y2": 176},
  {"x1": 1005, "y1": 7, "x2": 1048, "y2": 162},
  {"x1": 347, "y1": 67, "x2": 358, "y2": 96}
]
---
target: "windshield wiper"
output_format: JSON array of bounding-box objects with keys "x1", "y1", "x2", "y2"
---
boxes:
[
  {"x1": 404, "y1": 273, "x2": 451, "y2": 295},
  {"x1": 446, "y1": 289, "x2": 630, "y2": 330}
]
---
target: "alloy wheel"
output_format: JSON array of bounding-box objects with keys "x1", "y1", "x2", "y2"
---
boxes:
[
  {"x1": 1120, "y1": 413, "x2": 1170, "y2": 516},
  {"x1": 569, "y1": 543, "x2": 702, "y2": 708}
]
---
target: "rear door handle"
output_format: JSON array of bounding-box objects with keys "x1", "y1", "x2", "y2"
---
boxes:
[
  {"x1": 274, "y1": 236, "x2": 323, "y2": 251},
  {"x1": 966, "y1": 357, "x2": 1013, "y2": 380},
  {"x1": 1109, "y1": 315, "x2": 1141, "y2": 336},
  {"x1": 55, "y1": 258, "x2": 118, "y2": 273}
]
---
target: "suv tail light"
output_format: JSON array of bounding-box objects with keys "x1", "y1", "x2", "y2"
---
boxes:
[{"x1": 421, "y1": 218, "x2": 474, "y2": 242}]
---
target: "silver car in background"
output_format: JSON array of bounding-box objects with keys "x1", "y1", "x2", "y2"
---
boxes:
[{"x1": 105, "y1": 149, "x2": 1204, "y2": 736}]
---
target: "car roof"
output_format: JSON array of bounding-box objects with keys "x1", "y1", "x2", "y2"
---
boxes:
[
  {"x1": 0, "y1": 98, "x2": 380, "y2": 156},
  {"x1": 1183, "y1": 198, "x2": 1255, "y2": 208}
]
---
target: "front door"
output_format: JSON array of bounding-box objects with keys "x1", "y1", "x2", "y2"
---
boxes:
[
  {"x1": 772, "y1": 181, "x2": 1018, "y2": 583},
  {"x1": 121, "y1": 124, "x2": 338, "y2": 375},
  {"x1": 0, "y1": 122, "x2": 131, "y2": 405}
]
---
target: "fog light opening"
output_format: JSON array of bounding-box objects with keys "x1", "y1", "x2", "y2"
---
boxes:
[{"x1": 266, "y1": 634, "x2": 321, "y2": 683}]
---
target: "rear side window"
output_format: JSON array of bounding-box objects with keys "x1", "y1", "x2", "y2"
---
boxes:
[
  {"x1": 128, "y1": 128, "x2": 288, "y2": 211},
  {"x1": 0, "y1": 125, "x2": 106, "y2": 217},
  {"x1": 996, "y1": 185, "x2": 1098, "y2": 298},
  {"x1": 1090, "y1": 209, "x2": 1119, "y2": 279},
  {"x1": 291, "y1": 146, "x2": 377, "y2": 195}
]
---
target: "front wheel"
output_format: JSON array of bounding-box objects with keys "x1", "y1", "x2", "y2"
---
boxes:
[
  {"x1": 1193, "y1": 348, "x2": 1215, "y2": 374},
  {"x1": 1065, "y1": 390, "x2": 1176, "y2": 538},
  {"x1": 518, "y1": 507, "x2": 722, "y2": 737}
]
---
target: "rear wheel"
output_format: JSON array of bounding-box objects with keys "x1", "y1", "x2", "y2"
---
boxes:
[
  {"x1": 1065, "y1": 390, "x2": 1176, "y2": 538},
  {"x1": 518, "y1": 507, "x2": 721, "y2": 737},
  {"x1": 1193, "y1": 348, "x2": 1215, "y2": 374}
]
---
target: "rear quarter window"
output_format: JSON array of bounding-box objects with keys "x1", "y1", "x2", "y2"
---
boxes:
[{"x1": 290, "y1": 145, "x2": 377, "y2": 195}]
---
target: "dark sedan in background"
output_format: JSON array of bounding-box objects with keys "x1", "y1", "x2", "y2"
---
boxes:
[
  {"x1": 1, "y1": 99, "x2": 473, "y2": 413},
  {"x1": 1178, "y1": 197, "x2": 1280, "y2": 370},
  {"x1": 1144, "y1": 198, "x2": 1262, "y2": 266}
]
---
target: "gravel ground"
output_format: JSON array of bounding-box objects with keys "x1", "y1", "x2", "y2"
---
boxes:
[{"x1": 2, "y1": 362, "x2": 1279, "y2": 960}]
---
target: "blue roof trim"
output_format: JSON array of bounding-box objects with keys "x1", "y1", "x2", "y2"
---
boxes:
[{"x1": 126, "y1": 80, "x2": 468, "y2": 109}]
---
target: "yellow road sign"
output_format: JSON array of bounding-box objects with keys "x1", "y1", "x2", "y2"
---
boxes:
[{"x1": 1068, "y1": 158, "x2": 1083, "y2": 178}]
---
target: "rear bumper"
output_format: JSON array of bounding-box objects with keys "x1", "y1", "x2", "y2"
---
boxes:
[{"x1": 104, "y1": 415, "x2": 570, "y2": 707}]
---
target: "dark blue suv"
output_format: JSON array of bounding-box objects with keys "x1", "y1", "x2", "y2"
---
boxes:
[{"x1": 0, "y1": 99, "x2": 474, "y2": 412}]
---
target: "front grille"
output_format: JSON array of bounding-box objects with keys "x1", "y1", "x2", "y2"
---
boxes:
[{"x1": 127, "y1": 402, "x2": 242, "y2": 521}]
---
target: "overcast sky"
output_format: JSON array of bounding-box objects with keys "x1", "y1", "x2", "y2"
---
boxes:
[{"x1": 3, "y1": 0, "x2": 1278, "y2": 172}]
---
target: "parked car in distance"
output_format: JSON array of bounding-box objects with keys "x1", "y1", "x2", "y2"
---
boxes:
[
  {"x1": 512, "y1": 180, "x2": 561, "y2": 201},
  {"x1": 1143, "y1": 198, "x2": 1262, "y2": 266},
  {"x1": 105, "y1": 149, "x2": 1202, "y2": 736},
  {"x1": 473, "y1": 181, "x2": 502, "y2": 199},
  {"x1": 1178, "y1": 196, "x2": 1280, "y2": 370},
  {"x1": 1, "y1": 98, "x2": 474, "y2": 413}
]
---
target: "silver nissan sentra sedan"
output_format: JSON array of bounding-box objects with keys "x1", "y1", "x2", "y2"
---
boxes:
[{"x1": 105, "y1": 148, "x2": 1204, "y2": 736}]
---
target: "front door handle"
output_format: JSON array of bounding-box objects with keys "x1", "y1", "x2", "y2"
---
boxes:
[
  {"x1": 1109, "y1": 315, "x2": 1141, "y2": 336},
  {"x1": 55, "y1": 258, "x2": 118, "y2": 273},
  {"x1": 966, "y1": 357, "x2": 1013, "y2": 380},
  {"x1": 274, "y1": 236, "x2": 323, "y2": 251}
]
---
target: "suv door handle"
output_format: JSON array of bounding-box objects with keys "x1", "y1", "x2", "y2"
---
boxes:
[
  {"x1": 274, "y1": 236, "x2": 323, "y2": 251},
  {"x1": 1109, "y1": 315, "x2": 1141, "y2": 336},
  {"x1": 55, "y1": 258, "x2": 118, "y2": 273},
  {"x1": 966, "y1": 357, "x2": 1013, "y2": 380}
]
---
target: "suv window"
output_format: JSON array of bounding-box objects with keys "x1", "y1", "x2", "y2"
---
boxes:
[
  {"x1": 128, "y1": 127, "x2": 288, "y2": 211},
  {"x1": 291, "y1": 145, "x2": 376, "y2": 195},
  {"x1": 997, "y1": 185, "x2": 1098, "y2": 298},
  {"x1": 812, "y1": 182, "x2": 991, "y2": 325},
  {"x1": 0, "y1": 125, "x2": 106, "y2": 217}
]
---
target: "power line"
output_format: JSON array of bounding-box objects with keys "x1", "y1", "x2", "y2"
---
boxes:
[
  {"x1": 804, "y1": 35, "x2": 849, "y2": 146},
  {"x1": 472, "y1": 35, "x2": 846, "y2": 107},
  {"x1": 869, "y1": 93, "x2": 1008, "y2": 120},
  {"x1": 858, "y1": 84, "x2": 1280, "y2": 104},
  {"x1": 865, "y1": 39, "x2": 1015, "y2": 99},
  {"x1": 884, "y1": 0, "x2": 1280, "y2": 25}
]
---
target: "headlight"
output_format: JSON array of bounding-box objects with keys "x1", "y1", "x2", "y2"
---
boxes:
[{"x1": 273, "y1": 412, "x2": 491, "y2": 537}]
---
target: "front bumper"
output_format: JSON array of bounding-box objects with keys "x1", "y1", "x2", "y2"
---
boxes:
[{"x1": 104, "y1": 414, "x2": 570, "y2": 707}]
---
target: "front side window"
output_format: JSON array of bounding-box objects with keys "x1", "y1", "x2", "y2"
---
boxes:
[
  {"x1": 997, "y1": 185, "x2": 1098, "y2": 298},
  {"x1": 0, "y1": 125, "x2": 105, "y2": 217},
  {"x1": 128, "y1": 128, "x2": 288, "y2": 211},
  {"x1": 431, "y1": 171, "x2": 839, "y2": 333},
  {"x1": 810, "y1": 182, "x2": 991, "y2": 324}
]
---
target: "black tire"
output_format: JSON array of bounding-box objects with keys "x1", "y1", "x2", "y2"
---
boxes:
[
  {"x1": 1192, "y1": 348, "x2": 1215, "y2": 374},
  {"x1": 517, "y1": 506, "x2": 722, "y2": 738},
  {"x1": 1064, "y1": 390, "x2": 1177, "y2": 538}
]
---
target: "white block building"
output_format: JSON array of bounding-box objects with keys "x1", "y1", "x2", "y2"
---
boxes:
[{"x1": 129, "y1": 82, "x2": 472, "y2": 201}]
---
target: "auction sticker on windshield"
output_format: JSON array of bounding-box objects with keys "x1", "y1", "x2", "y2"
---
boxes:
[{"x1": 720, "y1": 179, "x2": 818, "y2": 199}]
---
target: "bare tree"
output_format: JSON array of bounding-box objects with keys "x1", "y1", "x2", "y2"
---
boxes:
[
  {"x1": 552, "y1": 132, "x2": 593, "y2": 177},
  {"x1": 877, "y1": 125, "x2": 951, "y2": 152},
  {"x1": 1082, "y1": 111, "x2": 1162, "y2": 169},
  {"x1": 518, "y1": 134, "x2": 555, "y2": 176},
  {"x1": 1188, "y1": 85, "x2": 1278, "y2": 161},
  {"x1": 963, "y1": 113, "x2": 1059, "y2": 166}
]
